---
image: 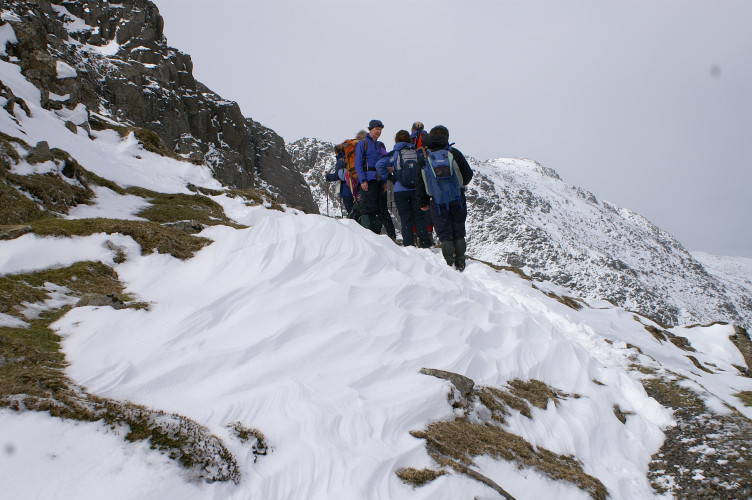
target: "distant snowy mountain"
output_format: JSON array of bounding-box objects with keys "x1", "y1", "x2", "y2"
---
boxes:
[{"x1": 289, "y1": 139, "x2": 752, "y2": 331}]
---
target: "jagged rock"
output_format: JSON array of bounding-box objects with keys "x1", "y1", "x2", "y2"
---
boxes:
[
  {"x1": 419, "y1": 368, "x2": 475, "y2": 399},
  {"x1": 26, "y1": 141, "x2": 53, "y2": 164},
  {"x1": 730, "y1": 326, "x2": 752, "y2": 376},
  {"x1": 163, "y1": 220, "x2": 204, "y2": 234},
  {"x1": 76, "y1": 293, "x2": 127, "y2": 310},
  {"x1": 0, "y1": 225, "x2": 32, "y2": 240},
  {"x1": 247, "y1": 118, "x2": 318, "y2": 213},
  {"x1": 64, "y1": 120, "x2": 77, "y2": 134},
  {"x1": 3, "y1": 0, "x2": 317, "y2": 213}
]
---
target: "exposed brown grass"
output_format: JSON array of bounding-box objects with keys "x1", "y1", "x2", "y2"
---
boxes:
[
  {"x1": 412, "y1": 417, "x2": 606, "y2": 500},
  {"x1": 395, "y1": 467, "x2": 446, "y2": 487},
  {"x1": 406, "y1": 377, "x2": 605, "y2": 499},
  {"x1": 735, "y1": 391, "x2": 752, "y2": 407},
  {"x1": 30, "y1": 217, "x2": 211, "y2": 260}
]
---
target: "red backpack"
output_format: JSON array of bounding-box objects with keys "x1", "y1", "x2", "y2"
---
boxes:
[
  {"x1": 413, "y1": 131, "x2": 428, "y2": 149},
  {"x1": 340, "y1": 139, "x2": 361, "y2": 194}
]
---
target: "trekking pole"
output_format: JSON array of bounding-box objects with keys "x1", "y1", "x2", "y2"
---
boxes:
[{"x1": 325, "y1": 179, "x2": 330, "y2": 217}]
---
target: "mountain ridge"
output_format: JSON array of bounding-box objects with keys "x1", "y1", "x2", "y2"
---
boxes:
[{"x1": 289, "y1": 137, "x2": 751, "y2": 331}]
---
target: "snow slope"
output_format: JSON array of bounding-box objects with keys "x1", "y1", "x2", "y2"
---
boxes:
[{"x1": 3, "y1": 196, "x2": 752, "y2": 499}]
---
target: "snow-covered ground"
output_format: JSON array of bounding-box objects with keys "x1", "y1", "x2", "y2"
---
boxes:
[
  {"x1": 693, "y1": 251, "x2": 752, "y2": 290},
  {"x1": 2, "y1": 192, "x2": 751, "y2": 499},
  {"x1": 2, "y1": 22, "x2": 752, "y2": 500}
]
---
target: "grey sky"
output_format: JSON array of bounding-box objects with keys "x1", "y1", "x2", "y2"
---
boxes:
[{"x1": 153, "y1": 0, "x2": 752, "y2": 257}]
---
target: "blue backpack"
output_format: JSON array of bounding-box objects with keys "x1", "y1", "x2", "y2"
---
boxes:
[
  {"x1": 423, "y1": 145, "x2": 463, "y2": 213},
  {"x1": 393, "y1": 146, "x2": 420, "y2": 189}
]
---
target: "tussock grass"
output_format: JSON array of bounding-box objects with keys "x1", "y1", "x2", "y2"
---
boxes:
[
  {"x1": 686, "y1": 321, "x2": 729, "y2": 328},
  {"x1": 0, "y1": 144, "x2": 123, "y2": 224},
  {"x1": 687, "y1": 355, "x2": 715, "y2": 374},
  {"x1": 466, "y1": 255, "x2": 531, "y2": 280},
  {"x1": 89, "y1": 117, "x2": 203, "y2": 165},
  {"x1": 227, "y1": 422, "x2": 269, "y2": 462},
  {"x1": 187, "y1": 183, "x2": 285, "y2": 212},
  {"x1": 30, "y1": 217, "x2": 211, "y2": 260},
  {"x1": 0, "y1": 261, "x2": 128, "y2": 314},
  {"x1": 0, "y1": 166, "x2": 92, "y2": 224},
  {"x1": 406, "y1": 377, "x2": 605, "y2": 499},
  {"x1": 508, "y1": 378, "x2": 570, "y2": 409},
  {"x1": 736, "y1": 391, "x2": 752, "y2": 407},
  {"x1": 0, "y1": 262, "x2": 241, "y2": 482},
  {"x1": 0, "y1": 132, "x2": 26, "y2": 164},
  {"x1": 412, "y1": 418, "x2": 606, "y2": 500},
  {"x1": 125, "y1": 186, "x2": 244, "y2": 228},
  {"x1": 395, "y1": 467, "x2": 446, "y2": 487},
  {"x1": 643, "y1": 324, "x2": 696, "y2": 352}
]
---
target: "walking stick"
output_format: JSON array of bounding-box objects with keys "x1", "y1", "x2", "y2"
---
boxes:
[{"x1": 325, "y1": 180, "x2": 330, "y2": 217}]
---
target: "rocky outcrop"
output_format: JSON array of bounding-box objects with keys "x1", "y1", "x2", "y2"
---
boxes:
[{"x1": 2, "y1": 0, "x2": 317, "y2": 213}]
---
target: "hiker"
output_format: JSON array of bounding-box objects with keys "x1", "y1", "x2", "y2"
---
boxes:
[
  {"x1": 376, "y1": 129, "x2": 431, "y2": 248},
  {"x1": 355, "y1": 120, "x2": 396, "y2": 238},
  {"x1": 416, "y1": 125, "x2": 474, "y2": 271},
  {"x1": 324, "y1": 144, "x2": 354, "y2": 215},
  {"x1": 411, "y1": 121, "x2": 428, "y2": 149}
]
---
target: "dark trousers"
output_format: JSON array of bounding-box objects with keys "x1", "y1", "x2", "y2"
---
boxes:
[
  {"x1": 430, "y1": 191, "x2": 467, "y2": 242},
  {"x1": 359, "y1": 181, "x2": 382, "y2": 234},
  {"x1": 378, "y1": 187, "x2": 396, "y2": 239},
  {"x1": 341, "y1": 195, "x2": 354, "y2": 215},
  {"x1": 359, "y1": 181, "x2": 380, "y2": 215},
  {"x1": 394, "y1": 191, "x2": 430, "y2": 247}
]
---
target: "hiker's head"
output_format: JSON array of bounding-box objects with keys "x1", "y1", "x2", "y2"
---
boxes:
[
  {"x1": 429, "y1": 125, "x2": 449, "y2": 141},
  {"x1": 368, "y1": 119, "x2": 384, "y2": 140},
  {"x1": 334, "y1": 144, "x2": 344, "y2": 155},
  {"x1": 395, "y1": 130, "x2": 411, "y2": 144},
  {"x1": 411, "y1": 122, "x2": 424, "y2": 133},
  {"x1": 355, "y1": 130, "x2": 367, "y2": 141}
]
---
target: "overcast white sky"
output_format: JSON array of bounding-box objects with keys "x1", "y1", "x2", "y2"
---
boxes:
[{"x1": 153, "y1": 0, "x2": 752, "y2": 257}]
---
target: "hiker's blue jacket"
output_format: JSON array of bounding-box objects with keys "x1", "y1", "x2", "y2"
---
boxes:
[
  {"x1": 376, "y1": 142, "x2": 421, "y2": 193},
  {"x1": 354, "y1": 134, "x2": 385, "y2": 184},
  {"x1": 335, "y1": 155, "x2": 353, "y2": 198}
]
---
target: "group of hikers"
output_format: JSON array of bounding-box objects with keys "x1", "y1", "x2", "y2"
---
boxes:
[{"x1": 325, "y1": 120, "x2": 473, "y2": 271}]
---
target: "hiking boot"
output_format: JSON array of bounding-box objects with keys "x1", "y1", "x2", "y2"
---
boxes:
[
  {"x1": 454, "y1": 237, "x2": 467, "y2": 259},
  {"x1": 455, "y1": 260, "x2": 466, "y2": 272},
  {"x1": 441, "y1": 240, "x2": 456, "y2": 267}
]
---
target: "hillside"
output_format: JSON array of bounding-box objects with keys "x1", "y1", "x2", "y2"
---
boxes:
[{"x1": 2, "y1": 3, "x2": 752, "y2": 500}]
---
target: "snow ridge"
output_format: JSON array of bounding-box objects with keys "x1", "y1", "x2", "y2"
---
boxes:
[{"x1": 291, "y1": 138, "x2": 751, "y2": 330}]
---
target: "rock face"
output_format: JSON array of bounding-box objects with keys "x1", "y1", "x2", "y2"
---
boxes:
[
  {"x1": 2, "y1": 0, "x2": 317, "y2": 213},
  {"x1": 290, "y1": 138, "x2": 752, "y2": 330},
  {"x1": 287, "y1": 138, "x2": 341, "y2": 217}
]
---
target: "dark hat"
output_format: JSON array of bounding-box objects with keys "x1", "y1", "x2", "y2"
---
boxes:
[{"x1": 368, "y1": 119, "x2": 384, "y2": 130}]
